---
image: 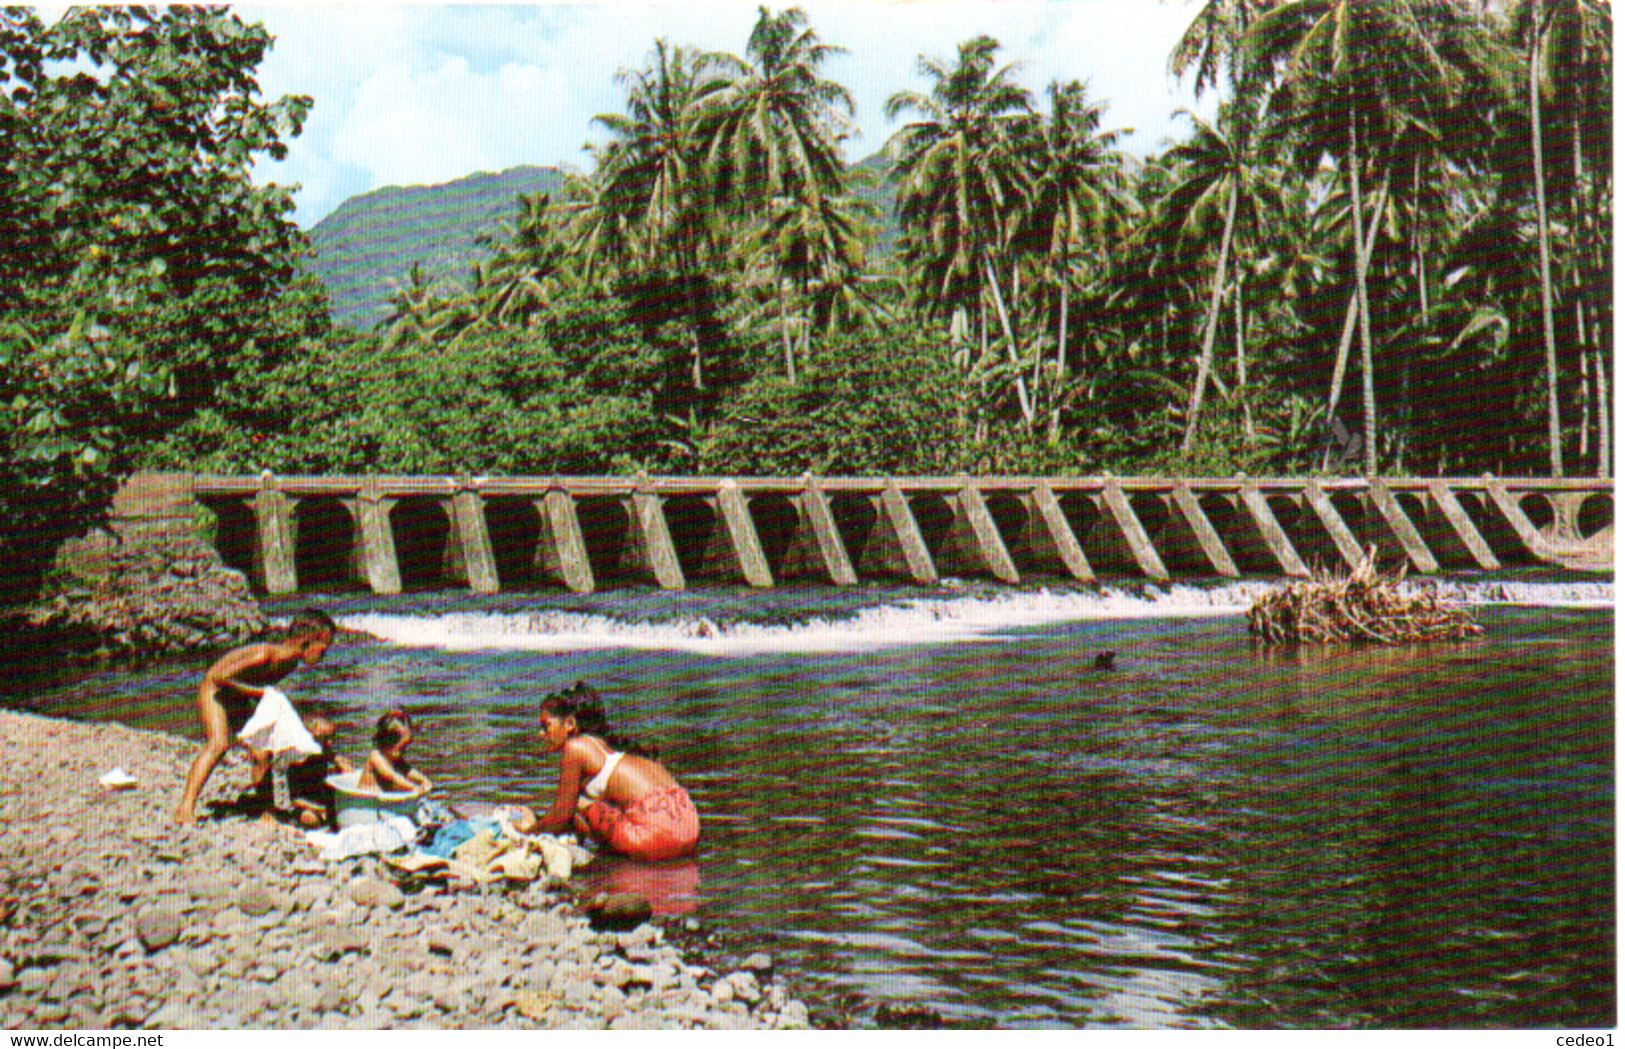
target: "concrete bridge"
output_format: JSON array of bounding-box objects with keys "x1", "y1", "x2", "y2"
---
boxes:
[{"x1": 116, "y1": 473, "x2": 1613, "y2": 595}]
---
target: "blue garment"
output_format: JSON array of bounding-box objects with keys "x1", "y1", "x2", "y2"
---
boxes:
[{"x1": 421, "y1": 818, "x2": 478, "y2": 858}]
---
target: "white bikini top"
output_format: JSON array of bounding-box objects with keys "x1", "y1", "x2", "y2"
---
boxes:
[{"x1": 582, "y1": 750, "x2": 625, "y2": 802}]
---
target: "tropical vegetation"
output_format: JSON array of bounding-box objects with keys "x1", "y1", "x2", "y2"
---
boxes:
[{"x1": 2, "y1": 2, "x2": 1612, "y2": 602}]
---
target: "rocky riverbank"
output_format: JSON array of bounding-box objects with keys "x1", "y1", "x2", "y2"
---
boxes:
[
  {"x1": 0, "y1": 709, "x2": 811, "y2": 1030},
  {"x1": 6, "y1": 535, "x2": 267, "y2": 664}
]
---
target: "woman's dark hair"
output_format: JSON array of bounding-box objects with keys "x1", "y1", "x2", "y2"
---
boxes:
[
  {"x1": 541, "y1": 681, "x2": 657, "y2": 759},
  {"x1": 374, "y1": 709, "x2": 413, "y2": 750},
  {"x1": 288, "y1": 608, "x2": 337, "y2": 639}
]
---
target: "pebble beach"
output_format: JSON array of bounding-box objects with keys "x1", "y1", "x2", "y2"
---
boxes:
[{"x1": 0, "y1": 709, "x2": 811, "y2": 1030}]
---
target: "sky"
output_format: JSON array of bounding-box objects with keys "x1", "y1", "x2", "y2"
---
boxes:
[{"x1": 231, "y1": 1, "x2": 1224, "y2": 229}]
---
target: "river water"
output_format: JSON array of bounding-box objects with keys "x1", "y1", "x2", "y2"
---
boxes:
[{"x1": 5, "y1": 573, "x2": 1613, "y2": 1028}]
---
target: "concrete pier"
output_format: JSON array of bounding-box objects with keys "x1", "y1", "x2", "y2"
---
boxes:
[{"x1": 164, "y1": 473, "x2": 1609, "y2": 595}]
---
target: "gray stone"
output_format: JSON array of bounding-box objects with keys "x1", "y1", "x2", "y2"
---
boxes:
[
  {"x1": 313, "y1": 926, "x2": 369, "y2": 961},
  {"x1": 706, "y1": 1011, "x2": 754, "y2": 1031},
  {"x1": 586, "y1": 892, "x2": 651, "y2": 931},
  {"x1": 135, "y1": 911, "x2": 182, "y2": 953},
  {"x1": 518, "y1": 911, "x2": 567, "y2": 944},
  {"x1": 432, "y1": 985, "x2": 462, "y2": 1015},
  {"x1": 344, "y1": 877, "x2": 404, "y2": 911},
  {"x1": 778, "y1": 999, "x2": 811, "y2": 1029},
  {"x1": 186, "y1": 876, "x2": 233, "y2": 905},
  {"x1": 236, "y1": 883, "x2": 282, "y2": 917},
  {"x1": 0, "y1": 957, "x2": 13, "y2": 990},
  {"x1": 290, "y1": 883, "x2": 328, "y2": 912},
  {"x1": 741, "y1": 952, "x2": 773, "y2": 975},
  {"x1": 726, "y1": 970, "x2": 761, "y2": 1003}
]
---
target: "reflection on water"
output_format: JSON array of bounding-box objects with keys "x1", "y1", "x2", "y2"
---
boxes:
[{"x1": 5, "y1": 600, "x2": 1612, "y2": 1029}]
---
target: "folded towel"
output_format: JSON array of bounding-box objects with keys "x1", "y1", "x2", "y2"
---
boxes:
[{"x1": 237, "y1": 686, "x2": 321, "y2": 758}]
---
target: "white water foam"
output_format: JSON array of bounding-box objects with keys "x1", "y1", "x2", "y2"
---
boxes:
[{"x1": 339, "y1": 578, "x2": 1612, "y2": 657}]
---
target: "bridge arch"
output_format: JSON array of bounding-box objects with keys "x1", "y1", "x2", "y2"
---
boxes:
[
  {"x1": 485, "y1": 497, "x2": 543, "y2": 590},
  {"x1": 829, "y1": 495, "x2": 880, "y2": 575},
  {"x1": 746, "y1": 494, "x2": 800, "y2": 580},
  {"x1": 664, "y1": 495, "x2": 720, "y2": 581},
  {"x1": 983, "y1": 493, "x2": 1029, "y2": 572},
  {"x1": 577, "y1": 497, "x2": 634, "y2": 586},
  {"x1": 907, "y1": 494, "x2": 957, "y2": 572},
  {"x1": 391, "y1": 497, "x2": 453, "y2": 590},
  {"x1": 202, "y1": 498, "x2": 257, "y2": 580},
  {"x1": 294, "y1": 498, "x2": 361, "y2": 590},
  {"x1": 1577, "y1": 493, "x2": 1613, "y2": 541}
]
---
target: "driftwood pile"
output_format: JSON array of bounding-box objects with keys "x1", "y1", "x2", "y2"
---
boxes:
[{"x1": 1248, "y1": 551, "x2": 1484, "y2": 645}]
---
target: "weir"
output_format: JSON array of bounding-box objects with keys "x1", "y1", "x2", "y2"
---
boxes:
[{"x1": 126, "y1": 473, "x2": 1612, "y2": 596}]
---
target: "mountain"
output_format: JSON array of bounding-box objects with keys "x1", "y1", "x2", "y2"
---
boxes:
[
  {"x1": 306, "y1": 157, "x2": 901, "y2": 332},
  {"x1": 306, "y1": 165, "x2": 570, "y2": 331}
]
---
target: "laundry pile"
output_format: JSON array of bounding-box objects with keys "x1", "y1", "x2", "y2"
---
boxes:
[{"x1": 305, "y1": 799, "x2": 589, "y2": 887}]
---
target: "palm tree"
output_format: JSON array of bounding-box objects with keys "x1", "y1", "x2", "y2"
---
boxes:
[
  {"x1": 1506, "y1": 0, "x2": 1566, "y2": 475},
  {"x1": 1242, "y1": 0, "x2": 1460, "y2": 474},
  {"x1": 477, "y1": 192, "x2": 574, "y2": 327},
  {"x1": 694, "y1": 6, "x2": 854, "y2": 215},
  {"x1": 1157, "y1": 110, "x2": 1271, "y2": 453},
  {"x1": 1167, "y1": 0, "x2": 1272, "y2": 98},
  {"x1": 590, "y1": 40, "x2": 713, "y2": 266},
  {"x1": 695, "y1": 7, "x2": 856, "y2": 378},
  {"x1": 1019, "y1": 79, "x2": 1129, "y2": 438},
  {"x1": 588, "y1": 40, "x2": 723, "y2": 393},
  {"x1": 1508, "y1": 0, "x2": 1611, "y2": 476},
  {"x1": 380, "y1": 263, "x2": 446, "y2": 351},
  {"x1": 743, "y1": 190, "x2": 869, "y2": 381},
  {"x1": 886, "y1": 35, "x2": 1039, "y2": 424}
]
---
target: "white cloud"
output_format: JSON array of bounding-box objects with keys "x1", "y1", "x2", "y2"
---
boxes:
[{"x1": 242, "y1": 2, "x2": 1221, "y2": 227}]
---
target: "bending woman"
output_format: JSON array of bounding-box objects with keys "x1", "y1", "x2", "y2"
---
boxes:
[{"x1": 514, "y1": 682, "x2": 699, "y2": 861}]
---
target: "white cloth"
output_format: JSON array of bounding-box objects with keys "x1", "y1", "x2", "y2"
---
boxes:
[
  {"x1": 236, "y1": 686, "x2": 320, "y2": 758},
  {"x1": 305, "y1": 815, "x2": 416, "y2": 861}
]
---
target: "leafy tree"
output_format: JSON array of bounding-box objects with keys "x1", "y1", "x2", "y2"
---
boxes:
[{"x1": 0, "y1": 6, "x2": 317, "y2": 602}]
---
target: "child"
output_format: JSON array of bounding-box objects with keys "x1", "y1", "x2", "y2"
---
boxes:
[
  {"x1": 286, "y1": 716, "x2": 353, "y2": 828},
  {"x1": 513, "y1": 682, "x2": 699, "y2": 862},
  {"x1": 358, "y1": 709, "x2": 433, "y2": 794},
  {"x1": 173, "y1": 608, "x2": 337, "y2": 825}
]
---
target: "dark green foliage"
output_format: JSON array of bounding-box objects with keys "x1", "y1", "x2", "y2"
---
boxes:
[
  {"x1": 144, "y1": 291, "x2": 689, "y2": 477},
  {"x1": 0, "y1": 6, "x2": 319, "y2": 603},
  {"x1": 697, "y1": 331, "x2": 965, "y2": 475}
]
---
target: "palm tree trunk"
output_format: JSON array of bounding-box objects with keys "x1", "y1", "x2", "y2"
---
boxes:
[
  {"x1": 1050, "y1": 278, "x2": 1069, "y2": 441},
  {"x1": 1235, "y1": 275, "x2": 1254, "y2": 444},
  {"x1": 982, "y1": 253, "x2": 1035, "y2": 425},
  {"x1": 1530, "y1": 30, "x2": 1564, "y2": 476},
  {"x1": 1594, "y1": 347, "x2": 1610, "y2": 477},
  {"x1": 779, "y1": 284, "x2": 796, "y2": 384},
  {"x1": 1324, "y1": 175, "x2": 1391, "y2": 447},
  {"x1": 1402, "y1": 156, "x2": 1428, "y2": 475},
  {"x1": 1569, "y1": 111, "x2": 1602, "y2": 475},
  {"x1": 1348, "y1": 100, "x2": 1377, "y2": 477},
  {"x1": 1180, "y1": 184, "x2": 1238, "y2": 453}
]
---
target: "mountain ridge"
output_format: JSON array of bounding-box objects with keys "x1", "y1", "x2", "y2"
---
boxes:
[{"x1": 306, "y1": 158, "x2": 899, "y2": 332}]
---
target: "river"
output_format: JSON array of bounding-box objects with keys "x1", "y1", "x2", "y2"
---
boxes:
[{"x1": 4, "y1": 571, "x2": 1613, "y2": 1028}]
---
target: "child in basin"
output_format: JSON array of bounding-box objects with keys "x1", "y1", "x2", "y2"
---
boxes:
[
  {"x1": 512, "y1": 682, "x2": 699, "y2": 861},
  {"x1": 359, "y1": 709, "x2": 433, "y2": 795}
]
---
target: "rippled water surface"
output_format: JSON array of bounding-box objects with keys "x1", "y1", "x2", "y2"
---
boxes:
[{"x1": 6, "y1": 581, "x2": 1613, "y2": 1028}]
